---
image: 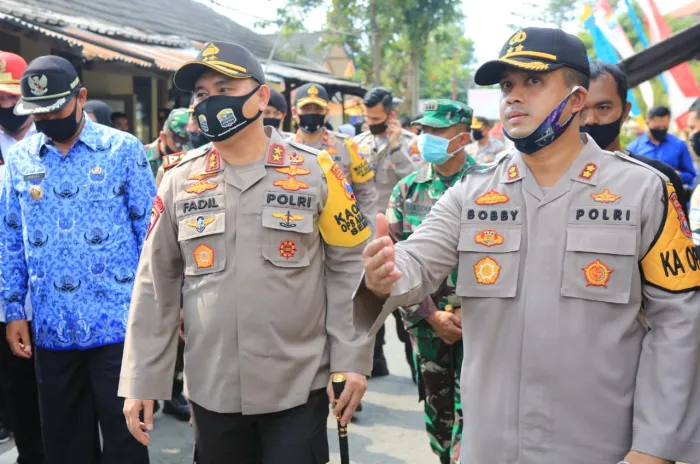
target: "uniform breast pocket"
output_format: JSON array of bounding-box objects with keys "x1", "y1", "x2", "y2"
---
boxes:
[
  {"x1": 455, "y1": 225, "x2": 522, "y2": 298},
  {"x1": 261, "y1": 206, "x2": 314, "y2": 268},
  {"x1": 178, "y1": 211, "x2": 227, "y2": 276},
  {"x1": 561, "y1": 226, "x2": 637, "y2": 304}
]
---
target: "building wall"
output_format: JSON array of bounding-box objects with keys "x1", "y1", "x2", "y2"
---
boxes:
[{"x1": 19, "y1": 36, "x2": 51, "y2": 61}]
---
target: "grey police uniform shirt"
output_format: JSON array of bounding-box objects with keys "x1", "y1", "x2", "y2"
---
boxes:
[
  {"x1": 288, "y1": 128, "x2": 378, "y2": 233},
  {"x1": 355, "y1": 129, "x2": 420, "y2": 213},
  {"x1": 353, "y1": 135, "x2": 700, "y2": 464},
  {"x1": 119, "y1": 128, "x2": 373, "y2": 415}
]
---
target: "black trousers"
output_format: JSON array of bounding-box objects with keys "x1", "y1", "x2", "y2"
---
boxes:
[
  {"x1": 34, "y1": 342, "x2": 149, "y2": 464},
  {"x1": 191, "y1": 389, "x2": 329, "y2": 464},
  {"x1": 0, "y1": 322, "x2": 45, "y2": 464}
]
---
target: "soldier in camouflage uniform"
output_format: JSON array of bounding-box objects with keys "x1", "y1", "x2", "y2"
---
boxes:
[
  {"x1": 386, "y1": 100, "x2": 476, "y2": 464},
  {"x1": 144, "y1": 107, "x2": 192, "y2": 182}
]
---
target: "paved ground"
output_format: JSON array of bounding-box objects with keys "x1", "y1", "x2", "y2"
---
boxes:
[{"x1": 0, "y1": 326, "x2": 435, "y2": 464}]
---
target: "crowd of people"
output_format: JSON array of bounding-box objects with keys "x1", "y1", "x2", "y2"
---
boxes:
[{"x1": 0, "y1": 23, "x2": 699, "y2": 464}]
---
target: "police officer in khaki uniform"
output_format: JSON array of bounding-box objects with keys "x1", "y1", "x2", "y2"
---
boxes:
[
  {"x1": 355, "y1": 87, "x2": 421, "y2": 213},
  {"x1": 354, "y1": 28, "x2": 700, "y2": 464},
  {"x1": 290, "y1": 82, "x2": 378, "y2": 231},
  {"x1": 119, "y1": 41, "x2": 373, "y2": 463}
]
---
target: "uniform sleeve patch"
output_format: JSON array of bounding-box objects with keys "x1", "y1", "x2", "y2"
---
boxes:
[
  {"x1": 146, "y1": 195, "x2": 165, "y2": 240},
  {"x1": 317, "y1": 151, "x2": 371, "y2": 247},
  {"x1": 641, "y1": 183, "x2": 700, "y2": 292}
]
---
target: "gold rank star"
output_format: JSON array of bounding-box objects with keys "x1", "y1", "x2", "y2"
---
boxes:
[{"x1": 272, "y1": 146, "x2": 283, "y2": 162}]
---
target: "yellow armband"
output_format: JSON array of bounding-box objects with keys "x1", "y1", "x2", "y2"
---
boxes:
[
  {"x1": 345, "y1": 138, "x2": 374, "y2": 184},
  {"x1": 317, "y1": 151, "x2": 371, "y2": 247},
  {"x1": 641, "y1": 183, "x2": 700, "y2": 292}
]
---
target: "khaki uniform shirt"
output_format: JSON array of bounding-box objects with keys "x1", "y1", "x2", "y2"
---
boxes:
[
  {"x1": 119, "y1": 128, "x2": 373, "y2": 415},
  {"x1": 291, "y1": 128, "x2": 378, "y2": 232},
  {"x1": 466, "y1": 136, "x2": 506, "y2": 164},
  {"x1": 354, "y1": 136, "x2": 700, "y2": 463},
  {"x1": 355, "y1": 129, "x2": 421, "y2": 213}
]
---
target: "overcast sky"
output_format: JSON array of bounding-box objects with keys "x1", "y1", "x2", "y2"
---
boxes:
[{"x1": 210, "y1": 0, "x2": 692, "y2": 66}]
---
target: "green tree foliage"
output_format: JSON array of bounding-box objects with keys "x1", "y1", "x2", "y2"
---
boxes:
[
  {"x1": 420, "y1": 25, "x2": 476, "y2": 102},
  {"x1": 266, "y1": 0, "x2": 470, "y2": 114}
]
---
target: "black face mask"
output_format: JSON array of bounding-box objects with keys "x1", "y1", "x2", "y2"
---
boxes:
[
  {"x1": 194, "y1": 85, "x2": 262, "y2": 142},
  {"x1": 189, "y1": 131, "x2": 209, "y2": 149},
  {"x1": 0, "y1": 106, "x2": 30, "y2": 133},
  {"x1": 298, "y1": 113, "x2": 325, "y2": 133},
  {"x1": 263, "y1": 117, "x2": 282, "y2": 129},
  {"x1": 35, "y1": 99, "x2": 83, "y2": 143},
  {"x1": 649, "y1": 128, "x2": 668, "y2": 142},
  {"x1": 691, "y1": 131, "x2": 700, "y2": 157},
  {"x1": 580, "y1": 114, "x2": 624, "y2": 150},
  {"x1": 472, "y1": 130, "x2": 484, "y2": 141},
  {"x1": 369, "y1": 119, "x2": 388, "y2": 135}
]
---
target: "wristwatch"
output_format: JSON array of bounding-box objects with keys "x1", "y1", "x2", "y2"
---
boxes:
[{"x1": 616, "y1": 461, "x2": 631, "y2": 464}]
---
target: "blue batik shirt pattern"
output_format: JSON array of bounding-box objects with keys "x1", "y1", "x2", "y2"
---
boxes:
[{"x1": 0, "y1": 115, "x2": 156, "y2": 350}]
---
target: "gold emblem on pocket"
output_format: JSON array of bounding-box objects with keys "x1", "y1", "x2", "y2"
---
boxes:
[
  {"x1": 474, "y1": 257, "x2": 500, "y2": 285},
  {"x1": 186, "y1": 216, "x2": 216, "y2": 233},
  {"x1": 475, "y1": 189, "x2": 509, "y2": 205},
  {"x1": 582, "y1": 259, "x2": 613, "y2": 288},
  {"x1": 273, "y1": 211, "x2": 304, "y2": 228},
  {"x1": 29, "y1": 185, "x2": 43, "y2": 201},
  {"x1": 591, "y1": 188, "x2": 620, "y2": 203},
  {"x1": 193, "y1": 244, "x2": 215, "y2": 269},
  {"x1": 474, "y1": 229, "x2": 504, "y2": 247},
  {"x1": 185, "y1": 181, "x2": 218, "y2": 195}
]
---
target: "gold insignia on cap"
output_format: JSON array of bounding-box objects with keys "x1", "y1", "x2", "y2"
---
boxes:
[
  {"x1": 202, "y1": 43, "x2": 220, "y2": 57},
  {"x1": 308, "y1": 85, "x2": 319, "y2": 95},
  {"x1": 0, "y1": 60, "x2": 6, "y2": 73},
  {"x1": 92, "y1": 166, "x2": 102, "y2": 175},
  {"x1": 498, "y1": 57, "x2": 550, "y2": 71},
  {"x1": 509, "y1": 30, "x2": 527, "y2": 45}
]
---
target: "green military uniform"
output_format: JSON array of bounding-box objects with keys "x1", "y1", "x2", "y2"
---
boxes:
[
  {"x1": 145, "y1": 108, "x2": 192, "y2": 180},
  {"x1": 386, "y1": 100, "x2": 476, "y2": 464}
]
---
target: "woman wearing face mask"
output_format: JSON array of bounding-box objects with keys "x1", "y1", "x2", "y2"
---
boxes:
[{"x1": 120, "y1": 41, "x2": 373, "y2": 463}]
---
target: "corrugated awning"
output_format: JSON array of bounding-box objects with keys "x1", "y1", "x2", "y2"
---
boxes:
[
  {"x1": 0, "y1": 12, "x2": 156, "y2": 69},
  {"x1": 60, "y1": 26, "x2": 199, "y2": 72},
  {"x1": 0, "y1": 11, "x2": 365, "y2": 94},
  {"x1": 264, "y1": 62, "x2": 365, "y2": 96}
]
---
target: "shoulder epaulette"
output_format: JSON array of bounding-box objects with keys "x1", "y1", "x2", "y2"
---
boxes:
[
  {"x1": 173, "y1": 144, "x2": 213, "y2": 170},
  {"x1": 288, "y1": 141, "x2": 321, "y2": 156},
  {"x1": 610, "y1": 150, "x2": 667, "y2": 181},
  {"x1": 333, "y1": 131, "x2": 349, "y2": 139},
  {"x1": 162, "y1": 152, "x2": 187, "y2": 170}
]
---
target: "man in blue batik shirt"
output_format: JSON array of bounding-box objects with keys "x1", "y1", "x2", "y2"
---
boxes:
[
  {"x1": 627, "y1": 105, "x2": 696, "y2": 187},
  {"x1": 0, "y1": 56, "x2": 154, "y2": 464}
]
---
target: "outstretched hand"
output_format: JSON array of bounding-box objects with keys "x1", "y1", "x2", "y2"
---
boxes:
[{"x1": 362, "y1": 214, "x2": 402, "y2": 298}]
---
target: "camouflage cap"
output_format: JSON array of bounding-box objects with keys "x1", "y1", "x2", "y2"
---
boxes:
[
  {"x1": 413, "y1": 99, "x2": 473, "y2": 129},
  {"x1": 163, "y1": 108, "x2": 190, "y2": 139}
]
